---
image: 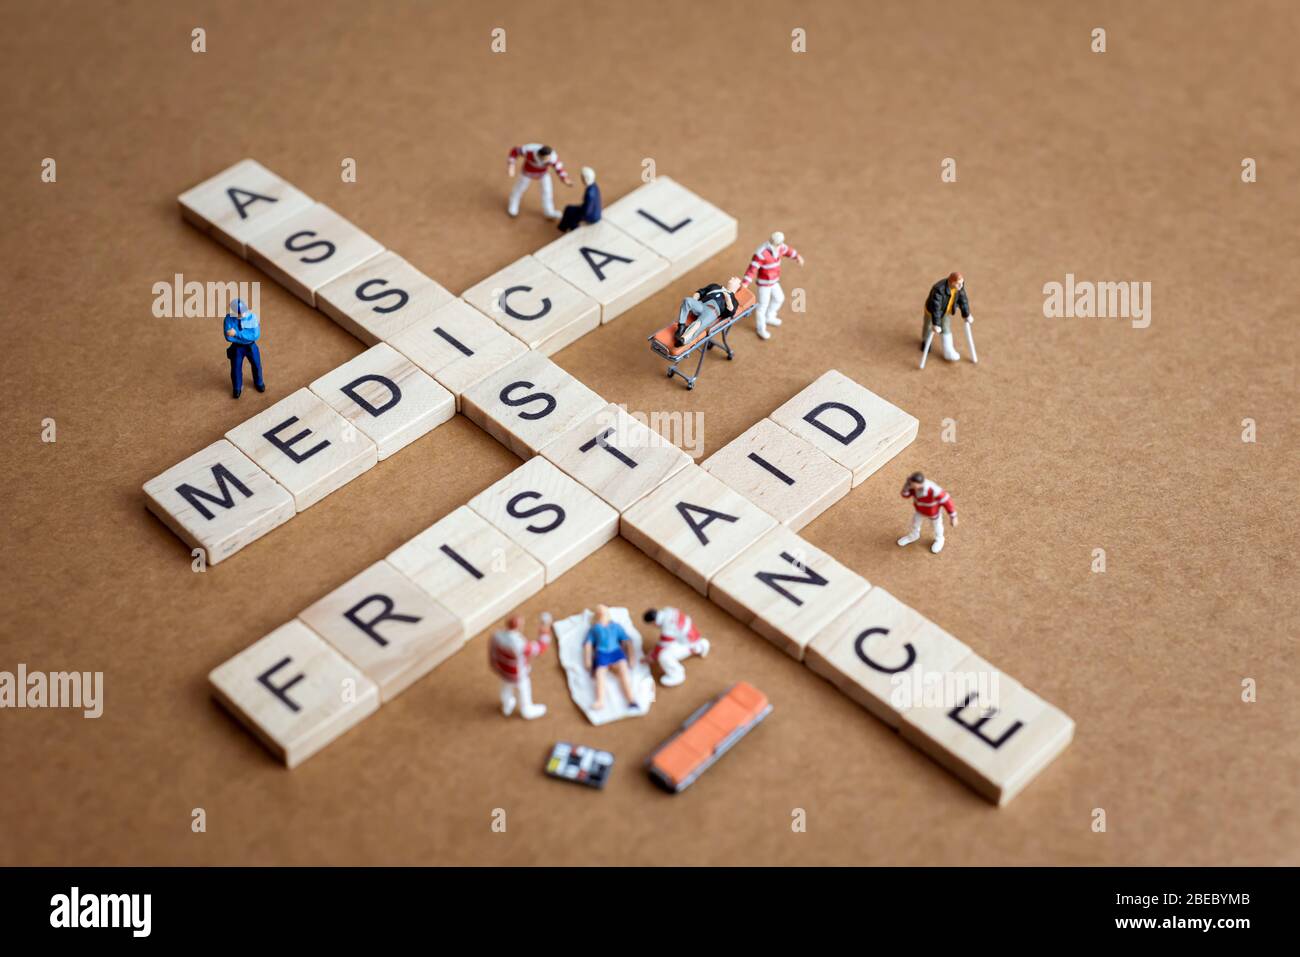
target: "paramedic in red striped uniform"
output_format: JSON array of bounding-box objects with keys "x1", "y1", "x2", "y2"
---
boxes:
[
  {"x1": 489, "y1": 612, "x2": 553, "y2": 719},
  {"x1": 740, "y1": 231, "x2": 805, "y2": 340},
  {"x1": 897, "y1": 472, "x2": 958, "y2": 554},
  {"x1": 506, "y1": 143, "x2": 572, "y2": 220},
  {"x1": 642, "y1": 607, "x2": 710, "y2": 687}
]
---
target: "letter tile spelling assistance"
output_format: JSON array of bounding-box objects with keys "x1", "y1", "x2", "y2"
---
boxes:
[
  {"x1": 246, "y1": 203, "x2": 384, "y2": 307},
  {"x1": 709, "y1": 524, "x2": 870, "y2": 661},
  {"x1": 533, "y1": 220, "x2": 670, "y2": 323},
  {"x1": 386, "y1": 299, "x2": 529, "y2": 410},
  {"x1": 461, "y1": 254, "x2": 600, "y2": 355},
  {"x1": 461, "y1": 352, "x2": 605, "y2": 458},
  {"x1": 620, "y1": 463, "x2": 778, "y2": 596},
  {"x1": 209, "y1": 620, "x2": 380, "y2": 769},
  {"x1": 309, "y1": 343, "x2": 455, "y2": 460},
  {"x1": 541, "y1": 402, "x2": 692, "y2": 512},
  {"x1": 601, "y1": 175, "x2": 738, "y2": 280},
  {"x1": 468, "y1": 456, "x2": 618, "y2": 583},
  {"x1": 898, "y1": 652, "x2": 1076, "y2": 806},
  {"x1": 144, "y1": 439, "x2": 295, "y2": 565},
  {"x1": 316, "y1": 251, "x2": 457, "y2": 345},
  {"x1": 225, "y1": 387, "x2": 377, "y2": 511},
  {"x1": 387, "y1": 505, "x2": 545, "y2": 638},
  {"x1": 701, "y1": 418, "x2": 851, "y2": 530},
  {"x1": 768, "y1": 370, "x2": 919, "y2": 487},
  {"x1": 804, "y1": 587, "x2": 971, "y2": 729},
  {"x1": 178, "y1": 158, "x2": 313, "y2": 258},
  {"x1": 298, "y1": 560, "x2": 464, "y2": 702}
]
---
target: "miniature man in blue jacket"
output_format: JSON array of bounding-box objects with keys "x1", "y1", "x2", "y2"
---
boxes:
[
  {"x1": 223, "y1": 298, "x2": 265, "y2": 398},
  {"x1": 558, "y1": 166, "x2": 601, "y2": 233},
  {"x1": 584, "y1": 604, "x2": 640, "y2": 712}
]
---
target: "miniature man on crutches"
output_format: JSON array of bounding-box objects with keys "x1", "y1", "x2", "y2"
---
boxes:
[
  {"x1": 642, "y1": 607, "x2": 711, "y2": 687},
  {"x1": 920, "y1": 272, "x2": 977, "y2": 366},
  {"x1": 489, "y1": 611, "x2": 553, "y2": 719},
  {"x1": 741, "y1": 231, "x2": 805, "y2": 340},
  {"x1": 897, "y1": 471, "x2": 958, "y2": 554},
  {"x1": 506, "y1": 143, "x2": 572, "y2": 220}
]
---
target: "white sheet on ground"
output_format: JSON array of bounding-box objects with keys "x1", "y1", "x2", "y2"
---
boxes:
[{"x1": 554, "y1": 607, "x2": 656, "y2": 726}]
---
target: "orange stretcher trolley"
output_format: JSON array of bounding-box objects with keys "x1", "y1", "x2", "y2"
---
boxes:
[
  {"x1": 647, "y1": 285, "x2": 756, "y2": 390},
  {"x1": 646, "y1": 681, "x2": 772, "y2": 793}
]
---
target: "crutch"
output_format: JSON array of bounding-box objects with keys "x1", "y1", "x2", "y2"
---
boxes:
[
  {"x1": 919, "y1": 328, "x2": 935, "y2": 369},
  {"x1": 964, "y1": 321, "x2": 978, "y2": 363}
]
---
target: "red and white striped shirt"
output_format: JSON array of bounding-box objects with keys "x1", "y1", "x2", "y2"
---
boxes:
[
  {"x1": 489, "y1": 628, "x2": 550, "y2": 681},
  {"x1": 508, "y1": 144, "x2": 570, "y2": 183},
  {"x1": 742, "y1": 242, "x2": 799, "y2": 287},
  {"x1": 649, "y1": 608, "x2": 699, "y2": 661},
  {"x1": 903, "y1": 480, "x2": 956, "y2": 519}
]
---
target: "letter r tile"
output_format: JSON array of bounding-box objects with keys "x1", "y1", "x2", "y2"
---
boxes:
[{"x1": 768, "y1": 370, "x2": 919, "y2": 487}]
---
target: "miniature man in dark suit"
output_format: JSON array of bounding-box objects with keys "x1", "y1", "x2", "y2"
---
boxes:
[
  {"x1": 923, "y1": 272, "x2": 974, "y2": 362},
  {"x1": 558, "y1": 167, "x2": 601, "y2": 233}
]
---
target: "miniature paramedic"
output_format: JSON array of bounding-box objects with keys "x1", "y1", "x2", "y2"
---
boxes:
[
  {"x1": 558, "y1": 166, "x2": 601, "y2": 232},
  {"x1": 584, "y1": 604, "x2": 639, "y2": 712},
  {"x1": 922, "y1": 272, "x2": 974, "y2": 362},
  {"x1": 740, "y1": 231, "x2": 804, "y2": 340},
  {"x1": 223, "y1": 298, "x2": 264, "y2": 399},
  {"x1": 675, "y1": 277, "x2": 742, "y2": 345},
  {"x1": 642, "y1": 608, "x2": 710, "y2": 687},
  {"x1": 897, "y1": 472, "x2": 958, "y2": 554},
  {"x1": 506, "y1": 143, "x2": 572, "y2": 219},
  {"x1": 489, "y1": 611, "x2": 553, "y2": 719}
]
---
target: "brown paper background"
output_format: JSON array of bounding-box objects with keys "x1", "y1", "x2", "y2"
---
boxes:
[{"x1": 1, "y1": 0, "x2": 1297, "y2": 865}]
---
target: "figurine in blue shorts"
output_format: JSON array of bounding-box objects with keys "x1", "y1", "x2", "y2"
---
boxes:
[{"x1": 584, "y1": 604, "x2": 640, "y2": 712}]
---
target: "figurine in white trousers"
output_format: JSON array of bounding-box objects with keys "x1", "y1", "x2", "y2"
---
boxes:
[
  {"x1": 508, "y1": 173, "x2": 558, "y2": 219},
  {"x1": 740, "y1": 232, "x2": 804, "y2": 340},
  {"x1": 643, "y1": 607, "x2": 710, "y2": 687},
  {"x1": 490, "y1": 612, "x2": 553, "y2": 719}
]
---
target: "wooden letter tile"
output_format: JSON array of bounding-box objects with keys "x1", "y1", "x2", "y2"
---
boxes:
[
  {"x1": 225, "y1": 387, "x2": 377, "y2": 511},
  {"x1": 298, "y1": 560, "x2": 464, "y2": 702},
  {"x1": 701, "y1": 418, "x2": 851, "y2": 529},
  {"x1": 247, "y1": 203, "x2": 384, "y2": 306},
  {"x1": 468, "y1": 456, "x2": 618, "y2": 583},
  {"x1": 769, "y1": 370, "x2": 919, "y2": 487},
  {"x1": 709, "y1": 525, "x2": 870, "y2": 660},
  {"x1": 316, "y1": 251, "x2": 456, "y2": 345},
  {"x1": 209, "y1": 620, "x2": 379, "y2": 768},
  {"x1": 144, "y1": 439, "x2": 295, "y2": 565},
  {"x1": 899, "y1": 653, "x2": 1075, "y2": 806},
  {"x1": 461, "y1": 255, "x2": 600, "y2": 355},
  {"x1": 461, "y1": 352, "x2": 605, "y2": 458},
  {"x1": 602, "y1": 176, "x2": 738, "y2": 280},
  {"x1": 309, "y1": 343, "x2": 454, "y2": 460},
  {"x1": 620, "y1": 464, "x2": 778, "y2": 595},
  {"x1": 533, "y1": 220, "x2": 670, "y2": 323},
  {"x1": 387, "y1": 506, "x2": 545, "y2": 638},
  {"x1": 541, "y1": 403, "x2": 692, "y2": 512},
  {"x1": 385, "y1": 299, "x2": 528, "y2": 410},
  {"x1": 178, "y1": 158, "x2": 313, "y2": 259},
  {"x1": 804, "y1": 587, "x2": 971, "y2": 729}
]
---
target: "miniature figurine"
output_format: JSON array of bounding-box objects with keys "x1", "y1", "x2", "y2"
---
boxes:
[
  {"x1": 223, "y1": 297, "x2": 264, "y2": 399},
  {"x1": 740, "y1": 231, "x2": 804, "y2": 340},
  {"x1": 674, "y1": 277, "x2": 743, "y2": 346},
  {"x1": 489, "y1": 611, "x2": 553, "y2": 719},
  {"x1": 584, "y1": 604, "x2": 640, "y2": 712},
  {"x1": 642, "y1": 608, "x2": 710, "y2": 687},
  {"x1": 506, "y1": 143, "x2": 572, "y2": 219},
  {"x1": 920, "y1": 272, "x2": 976, "y2": 366},
  {"x1": 897, "y1": 471, "x2": 958, "y2": 554},
  {"x1": 557, "y1": 166, "x2": 601, "y2": 232}
]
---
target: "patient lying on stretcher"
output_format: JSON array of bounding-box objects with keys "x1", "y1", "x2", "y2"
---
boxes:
[{"x1": 675, "y1": 276, "x2": 743, "y2": 346}]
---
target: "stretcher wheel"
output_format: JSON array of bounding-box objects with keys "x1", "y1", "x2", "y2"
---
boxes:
[
  {"x1": 687, "y1": 382, "x2": 695, "y2": 390},
  {"x1": 666, "y1": 369, "x2": 674, "y2": 378}
]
